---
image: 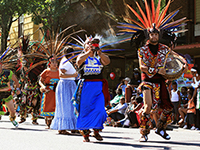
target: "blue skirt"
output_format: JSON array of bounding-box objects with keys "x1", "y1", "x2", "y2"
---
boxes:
[
  {"x1": 51, "y1": 79, "x2": 77, "y2": 130},
  {"x1": 77, "y1": 81, "x2": 107, "y2": 130}
]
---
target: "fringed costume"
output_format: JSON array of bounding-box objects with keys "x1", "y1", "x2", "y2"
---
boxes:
[
  {"x1": 0, "y1": 46, "x2": 23, "y2": 128},
  {"x1": 0, "y1": 70, "x2": 14, "y2": 115}
]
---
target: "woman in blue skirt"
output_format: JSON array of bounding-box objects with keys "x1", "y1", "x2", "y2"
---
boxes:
[
  {"x1": 75, "y1": 36, "x2": 110, "y2": 142},
  {"x1": 51, "y1": 47, "x2": 78, "y2": 135}
]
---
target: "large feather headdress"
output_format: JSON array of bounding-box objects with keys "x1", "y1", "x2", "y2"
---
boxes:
[
  {"x1": 23, "y1": 24, "x2": 85, "y2": 73},
  {"x1": 0, "y1": 46, "x2": 18, "y2": 69},
  {"x1": 117, "y1": 0, "x2": 188, "y2": 48}
]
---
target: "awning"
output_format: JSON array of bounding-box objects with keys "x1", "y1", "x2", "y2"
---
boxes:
[{"x1": 174, "y1": 43, "x2": 200, "y2": 58}]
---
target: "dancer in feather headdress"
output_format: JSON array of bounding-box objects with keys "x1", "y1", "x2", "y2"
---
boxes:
[
  {"x1": 118, "y1": 0, "x2": 188, "y2": 142},
  {"x1": 24, "y1": 25, "x2": 84, "y2": 128},
  {"x1": 0, "y1": 47, "x2": 21, "y2": 128},
  {"x1": 70, "y1": 35, "x2": 111, "y2": 142}
]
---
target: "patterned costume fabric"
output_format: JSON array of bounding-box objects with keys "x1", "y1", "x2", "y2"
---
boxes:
[
  {"x1": 138, "y1": 43, "x2": 170, "y2": 78},
  {"x1": 83, "y1": 56, "x2": 103, "y2": 76},
  {"x1": 138, "y1": 43, "x2": 173, "y2": 110},
  {"x1": 0, "y1": 70, "x2": 13, "y2": 114},
  {"x1": 23, "y1": 83, "x2": 41, "y2": 121},
  {"x1": 0, "y1": 69, "x2": 13, "y2": 88},
  {"x1": 71, "y1": 79, "x2": 84, "y2": 118},
  {"x1": 40, "y1": 69, "x2": 59, "y2": 116},
  {"x1": 40, "y1": 78, "x2": 59, "y2": 116}
]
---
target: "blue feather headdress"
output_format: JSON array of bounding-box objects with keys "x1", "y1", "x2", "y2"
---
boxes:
[{"x1": 117, "y1": 0, "x2": 188, "y2": 48}]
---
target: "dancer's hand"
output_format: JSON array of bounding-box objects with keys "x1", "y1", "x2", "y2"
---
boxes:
[
  {"x1": 97, "y1": 49, "x2": 102, "y2": 56},
  {"x1": 158, "y1": 68, "x2": 166, "y2": 75},
  {"x1": 40, "y1": 86, "x2": 49, "y2": 93},
  {"x1": 140, "y1": 65, "x2": 148, "y2": 73},
  {"x1": 73, "y1": 72, "x2": 78, "y2": 77}
]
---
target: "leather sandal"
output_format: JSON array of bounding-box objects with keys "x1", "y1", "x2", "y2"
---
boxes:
[
  {"x1": 58, "y1": 130, "x2": 71, "y2": 135},
  {"x1": 155, "y1": 129, "x2": 171, "y2": 140},
  {"x1": 93, "y1": 131, "x2": 103, "y2": 141},
  {"x1": 19, "y1": 118, "x2": 26, "y2": 124},
  {"x1": 139, "y1": 134, "x2": 148, "y2": 142},
  {"x1": 83, "y1": 134, "x2": 90, "y2": 142}
]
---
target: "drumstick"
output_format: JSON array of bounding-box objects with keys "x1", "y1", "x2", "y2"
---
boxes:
[{"x1": 163, "y1": 51, "x2": 170, "y2": 69}]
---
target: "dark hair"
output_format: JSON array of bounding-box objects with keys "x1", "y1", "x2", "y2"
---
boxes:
[
  {"x1": 172, "y1": 82, "x2": 177, "y2": 86},
  {"x1": 135, "y1": 96, "x2": 143, "y2": 103},
  {"x1": 116, "y1": 88, "x2": 122, "y2": 95},
  {"x1": 64, "y1": 47, "x2": 74, "y2": 58},
  {"x1": 120, "y1": 97, "x2": 125, "y2": 101},
  {"x1": 181, "y1": 86, "x2": 187, "y2": 91}
]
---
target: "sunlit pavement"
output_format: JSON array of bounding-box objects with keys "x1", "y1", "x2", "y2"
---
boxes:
[{"x1": 0, "y1": 115, "x2": 200, "y2": 150}]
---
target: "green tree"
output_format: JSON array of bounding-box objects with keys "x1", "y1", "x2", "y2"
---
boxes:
[
  {"x1": 0, "y1": 0, "x2": 40, "y2": 53},
  {"x1": 30, "y1": 0, "x2": 71, "y2": 37}
]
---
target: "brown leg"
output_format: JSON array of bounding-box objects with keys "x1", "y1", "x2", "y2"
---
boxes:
[
  {"x1": 93, "y1": 129, "x2": 103, "y2": 141},
  {"x1": 139, "y1": 89, "x2": 152, "y2": 142},
  {"x1": 79, "y1": 130, "x2": 90, "y2": 142},
  {"x1": 155, "y1": 109, "x2": 172, "y2": 140}
]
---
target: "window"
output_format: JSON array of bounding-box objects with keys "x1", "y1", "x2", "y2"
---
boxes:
[{"x1": 196, "y1": 0, "x2": 200, "y2": 24}]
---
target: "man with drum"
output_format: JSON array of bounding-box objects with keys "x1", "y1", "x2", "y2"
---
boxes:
[
  {"x1": 137, "y1": 26, "x2": 187, "y2": 142},
  {"x1": 117, "y1": 0, "x2": 188, "y2": 142}
]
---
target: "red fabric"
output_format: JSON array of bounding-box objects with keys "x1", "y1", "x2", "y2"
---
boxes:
[
  {"x1": 85, "y1": 79, "x2": 110, "y2": 106},
  {"x1": 141, "y1": 73, "x2": 173, "y2": 110},
  {"x1": 92, "y1": 43, "x2": 99, "y2": 47},
  {"x1": 136, "y1": 113, "x2": 141, "y2": 124}
]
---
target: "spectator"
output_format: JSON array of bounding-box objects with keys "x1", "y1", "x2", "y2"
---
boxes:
[
  {"x1": 125, "y1": 83, "x2": 137, "y2": 103},
  {"x1": 132, "y1": 68, "x2": 141, "y2": 86},
  {"x1": 113, "y1": 96, "x2": 143, "y2": 128},
  {"x1": 178, "y1": 87, "x2": 188, "y2": 126},
  {"x1": 124, "y1": 96, "x2": 143, "y2": 128},
  {"x1": 125, "y1": 70, "x2": 141, "y2": 103},
  {"x1": 107, "y1": 97, "x2": 127, "y2": 123},
  {"x1": 110, "y1": 88, "x2": 123, "y2": 107},
  {"x1": 170, "y1": 82, "x2": 181, "y2": 124},
  {"x1": 183, "y1": 87, "x2": 196, "y2": 130},
  {"x1": 190, "y1": 66, "x2": 200, "y2": 130},
  {"x1": 117, "y1": 77, "x2": 131, "y2": 95}
]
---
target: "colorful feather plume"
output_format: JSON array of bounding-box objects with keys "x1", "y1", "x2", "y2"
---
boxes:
[
  {"x1": 0, "y1": 46, "x2": 19, "y2": 69},
  {"x1": 62, "y1": 34, "x2": 127, "y2": 64},
  {"x1": 117, "y1": 0, "x2": 187, "y2": 48},
  {"x1": 23, "y1": 25, "x2": 85, "y2": 73}
]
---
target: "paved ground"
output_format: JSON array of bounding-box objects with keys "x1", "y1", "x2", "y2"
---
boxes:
[{"x1": 0, "y1": 116, "x2": 200, "y2": 150}]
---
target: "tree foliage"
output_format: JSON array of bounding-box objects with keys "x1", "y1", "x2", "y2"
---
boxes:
[
  {"x1": 0, "y1": 0, "x2": 42, "y2": 53},
  {"x1": 30, "y1": 0, "x2": 71, "y2": 36}
]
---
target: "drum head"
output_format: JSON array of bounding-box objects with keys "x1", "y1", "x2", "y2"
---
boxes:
[{"x1": 163, "y1": 53, "x2": 184, "y2": 80}]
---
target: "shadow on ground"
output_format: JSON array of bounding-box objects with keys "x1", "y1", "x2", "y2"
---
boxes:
[
  {"x1": 0, "y1": 126, "x2": 47, "y2": 132},
  {"x1": 94, "y1": 141, "x2": 171, "y2": 150}
]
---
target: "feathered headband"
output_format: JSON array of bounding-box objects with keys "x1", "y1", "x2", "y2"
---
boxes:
[
  {"x1": 62, "y1": 34, "x2": 127, "y2": 64},
  {"x1": 117, "y1": 0, "x2": 188, "y2": 48}
]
